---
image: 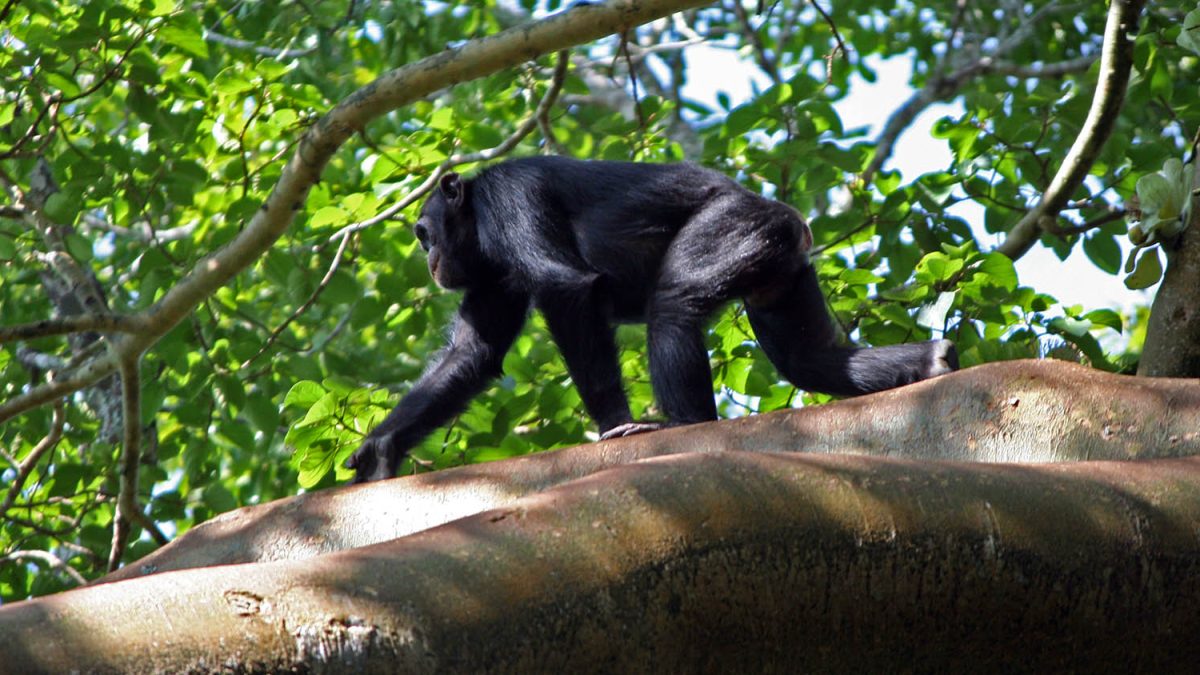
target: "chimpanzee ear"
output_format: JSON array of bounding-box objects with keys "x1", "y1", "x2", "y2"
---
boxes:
[{"x1": 439, "y1": 173, "x2": 463, "y2": 208}]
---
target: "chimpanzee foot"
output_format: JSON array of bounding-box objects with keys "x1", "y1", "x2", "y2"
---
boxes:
[
  {"x1": 928, "y1": 339, "x2": 959, "y2": 377},
  {"x1": 345, "y1": 435, "x2": 402, "y2": 484},
  {"x1": 599, "y1": 421, "x2": 665, "y2": 440}
]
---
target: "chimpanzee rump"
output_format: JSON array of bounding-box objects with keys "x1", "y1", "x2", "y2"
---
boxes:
[{"x1": 346, "y1": 156, "x2": 956, "y2": 482}]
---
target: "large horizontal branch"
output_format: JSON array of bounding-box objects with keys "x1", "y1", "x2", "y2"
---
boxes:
[
  {"x1": 7, "y1": 450, "x2": 1200, "y2": 671},
  {"x1": 99, "y1": 359, "x2": 1200, "y2": 583}
]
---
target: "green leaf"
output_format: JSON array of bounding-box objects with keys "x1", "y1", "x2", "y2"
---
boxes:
[
  {"x1": 1082, "y1": 309, "x2": 1122, "y2": 333},
  {"x1": 295, "y1": 442, "x2": 339, "y2": 489},
  {"x1": 213, "y1": 68, "x2": 254, "y2": 96},
  {"x1": 1048, "y1": 316, "x2": 1091, "y2": 338},
  {"x1": 840, "y1": 268, "x2": 884, "y2": 285},
  {"x1": 206, "y1": 481, "x2": 240, "y2": 513},
  {"x1": 975, "y1": 253, "x2": 1018, "y2": 292},
  {"x1": 43, "y1": 192, "x2": 78, "y2": 224},
  {"x1": 1178, "y1": 7, "x2": 1200, "y2": 55},
  {"x1": 309, "y1": 206, "x2": 347, "y2": 230},
  {"x1": 915, "y1": 252, "x2": 964, "y2": 284},
  {"x1": 244, "y1": 393, "x2": 281, "y2": 435},
  {"x1": 725, "y1": 104, "x2": 763, "y2": 136},
  {"x1": 0, "y1": 101, "x2": 15, "y2": 127},
  {"x1": 1124, "y1": 247, "x2": 1163, "y2": 290},
  {"x1": 148, "y1": 0, "x2": 175, "y2": 16},
  {"x1": 64, "y1": 233, "x2": 93, "y2": 262},
  {"x1": 1082, "y1": 233, "x2": 1121, "y2": 275},
  {"x1": 159, "y1": 21, "x2": 210, "y2": 60},
  {"x1": 284, "y1": 381, "x2": 326, "y2": 409},
  {"x1": 298, "y1": 392, "x2": 338, "y2": 428}
]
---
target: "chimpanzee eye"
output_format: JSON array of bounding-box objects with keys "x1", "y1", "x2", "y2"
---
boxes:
[{"x1": 414, "y1": 223, "x2": 430, "y2": 249}]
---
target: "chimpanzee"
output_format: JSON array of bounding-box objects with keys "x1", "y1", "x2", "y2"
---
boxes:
[{"x1": 346, "y1": 156, "x2": 957, "y2": 482}]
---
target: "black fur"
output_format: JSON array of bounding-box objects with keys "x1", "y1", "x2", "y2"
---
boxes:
[{"x1": 345, "y1": 157, "x2": 957, "y2": 482}]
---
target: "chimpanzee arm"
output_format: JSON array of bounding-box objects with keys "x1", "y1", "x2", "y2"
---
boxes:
[{"x1": 346, "y1": 285, "x2": 529, "y2": 482}]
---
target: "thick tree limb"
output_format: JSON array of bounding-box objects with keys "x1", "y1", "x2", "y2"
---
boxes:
[
  {"x1": 6, "y1": 450, "x2": 1200, "y2": 672},
  {"x1": 98, "y1": 359, "x2": 1200, "y2": 583},
  {"x1": 995, "y1": 0, "x2": 1146, "y2": 260}
]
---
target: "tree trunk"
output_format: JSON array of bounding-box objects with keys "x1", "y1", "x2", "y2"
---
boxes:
[{"x1": 1139, "y1": 157, "x2": 1200, "y2": 377}]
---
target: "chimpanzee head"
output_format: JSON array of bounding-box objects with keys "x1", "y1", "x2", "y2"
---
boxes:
[{"x1": 414, "y1": 173, "x2": 480, "y2": 289}]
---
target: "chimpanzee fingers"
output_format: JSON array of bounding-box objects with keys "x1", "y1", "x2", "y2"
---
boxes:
[{"x1": 599, "y1": 421, "x2": 665, "y2": 440}]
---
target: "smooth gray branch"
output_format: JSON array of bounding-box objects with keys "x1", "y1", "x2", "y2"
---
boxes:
[{"x1": 996, "y1": 0, "x2": 1146, "y2": 261}]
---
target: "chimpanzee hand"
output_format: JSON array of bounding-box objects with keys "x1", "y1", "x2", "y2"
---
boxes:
[{"x1": 345, "y1": 434, "x2": 403, "y2": 483}]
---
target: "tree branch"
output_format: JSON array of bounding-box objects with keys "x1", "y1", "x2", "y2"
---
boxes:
[
  {"x1": 861, "y1": 3, "x2": 1098, "y2": 186},
  {"x1": 81, "y1": 213, "x2": 198, "y2": 244},
  {"x1": 1139, "y1": 151, "x2": 1200, "y2": 377},
  {"x1": 1, "y1": 550, "x2": 87, "y2": 587},
  {"x1": 97, "y1": 360, "x2": 1200, "y2": 582},
  {"x1": 0, "y1": 400, "x2": 65, "y2": 517},
  {"x1": 13, "y1": 446, "x2": 1200, "y2": 671},
  {"x1": 203, "y1": 30, "x2": 317, "y2": 59},
  {"x1": 995, "y1": 0, "x2": 1146, "y2": 261},
  {"x1": 108, "y1": 356, "x2": 142, "y2": 572},
  {"x1": 0, "y1": 353, "x2": 118, "y2": 427},
  {"x1": 0, "y1": 314, "x2": 149, "y2": 345},
  {"x1": 329, "y1": 50, "x2": 570, "y2": 242}
]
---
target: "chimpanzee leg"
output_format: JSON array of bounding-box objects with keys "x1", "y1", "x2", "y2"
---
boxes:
[
  {"x1": 745, "y1": 264, "x2": 957, "y2": 397},
  {"x1": 645, "y1": 193, "x2": 803, "y2": 426}
]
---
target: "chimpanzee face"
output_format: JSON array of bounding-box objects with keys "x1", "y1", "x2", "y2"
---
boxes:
[{"x1": 414, "y1": 173, "x2": 474, "y2": 289}]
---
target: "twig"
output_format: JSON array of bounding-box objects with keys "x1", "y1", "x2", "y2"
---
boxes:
[
  {"x1": 108, "y1": 355, "x2": 169, "y2": 571},
  {"x1": 1041, "y1": 207, "x2": 1127, "y2": 237},
  {"x1": 204, "y1": 30, "x2": 317, "y2": 59},
  {"x1": 82, "y1": 213, "x2": 198, "y2": 244},
  {"x1": 241, "y1": 229, "x2": 354, "y2": 368},
  {"x1": 0, "y1": 400, "x2": 66, "y2": 517},
  {"x1": 809, "y1": 0, "x2": 850, "y2": 64},
  {"x1": 1, "y1": 550, "x2": 87, "y2": 587}
]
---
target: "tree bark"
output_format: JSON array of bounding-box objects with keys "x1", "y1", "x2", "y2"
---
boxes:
[
  {"x1": 99, "y1": 359, "x2": 1200, "y2": 584},
  {"x1": 3, "y1": 450, "x2": 1199, "y2": 673},
  {"x1": 1139, "y1": 158, "x2": 1200, "y2": 377}
]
